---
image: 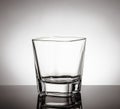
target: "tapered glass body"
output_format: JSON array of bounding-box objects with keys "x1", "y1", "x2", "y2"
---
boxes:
[{"x1": 32, "y1": 37, "x2": 86, "y2": 96}]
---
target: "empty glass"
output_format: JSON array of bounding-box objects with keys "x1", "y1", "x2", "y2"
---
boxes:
[{"x1": 32, "y1": 36, "x2": 86, "y2": 96}]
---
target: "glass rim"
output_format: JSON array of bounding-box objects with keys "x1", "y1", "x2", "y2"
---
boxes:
[{"x1": 32, "y1": 36, "x2": 86, "y2": 42}]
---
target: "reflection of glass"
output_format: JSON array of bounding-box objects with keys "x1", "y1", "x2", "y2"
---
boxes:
[
  {"x1": 37, "y1": 92, "x2": 82, "y2": 109},
  {"x1": 32, "y1": 37, "x2": 86, "y2": 96}
]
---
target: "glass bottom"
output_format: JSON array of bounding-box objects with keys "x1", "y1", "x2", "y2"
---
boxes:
[{"x1": 37, "y1": 75, "x2": 81, "y2": 97}]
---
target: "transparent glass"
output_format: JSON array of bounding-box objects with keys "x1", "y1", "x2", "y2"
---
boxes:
[{"x1": 32, "y1": 36, "x2": 86, "y2": 96}]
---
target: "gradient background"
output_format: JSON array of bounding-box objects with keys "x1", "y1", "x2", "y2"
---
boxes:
[{"x1": 0, "y1": 0, "x2": 120, "y2": 85}]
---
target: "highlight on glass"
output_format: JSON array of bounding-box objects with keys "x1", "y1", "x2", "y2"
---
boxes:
[{"x1": 32, "y1": 36, "x2": 86, "y2": 97}]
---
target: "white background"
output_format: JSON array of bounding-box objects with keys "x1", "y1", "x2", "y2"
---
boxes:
[{"x1": 0, "y1": 0, "x2": 120, "y2": 85}]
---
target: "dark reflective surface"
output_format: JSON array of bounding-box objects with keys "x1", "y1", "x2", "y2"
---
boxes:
[
  {"x1": 37, "y1": 93, "x2": 82, "y2": 109},
  {"x1": 0, "y1": 86, "x2": 120, "y2": 109}
]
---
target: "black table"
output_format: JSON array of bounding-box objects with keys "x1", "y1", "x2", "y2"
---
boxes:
[{"x1": 0, "y1": 86, "x2": 120, "y2": 109}]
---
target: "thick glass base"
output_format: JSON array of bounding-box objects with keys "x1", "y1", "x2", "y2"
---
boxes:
[{"x1": 37, "y1": 76, "x2": 81, "y2": 97}]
